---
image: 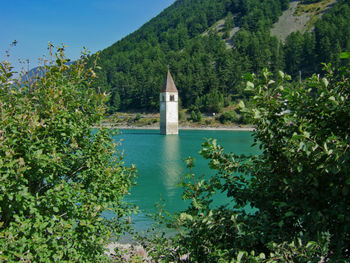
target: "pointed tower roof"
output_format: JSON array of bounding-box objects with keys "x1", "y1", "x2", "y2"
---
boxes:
[{"x1": 161, "y1": 70, "x2": 178, "y2": 92}]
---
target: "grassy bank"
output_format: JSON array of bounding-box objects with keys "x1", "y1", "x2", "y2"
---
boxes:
[{"x1": 100, "y1": 109, "x2": 253, "y2": 130}]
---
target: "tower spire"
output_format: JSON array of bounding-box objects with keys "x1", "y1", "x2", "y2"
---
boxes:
[{"x1": 161, "y1": 70, "x2": 178, "y2": 93}]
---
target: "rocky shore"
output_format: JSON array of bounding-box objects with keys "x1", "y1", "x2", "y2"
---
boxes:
[{"x1": 106, "y1": 243, "x2": 151, "y2": 262}]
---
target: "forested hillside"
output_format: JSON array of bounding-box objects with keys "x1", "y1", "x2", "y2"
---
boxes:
[{"x1": 87, "y1": 0, "x2": 350, "y2": 112}]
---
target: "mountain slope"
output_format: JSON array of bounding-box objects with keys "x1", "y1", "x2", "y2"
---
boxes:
[
  {"x1": 88, "y1": 0, "x2": 349, "y2": 112},
  {"x1": 271, "y1": 0, "x2": 310, "y2": 41},
  {"x1": 271, "y1": 0, "x2": 337, "y2": 41}
]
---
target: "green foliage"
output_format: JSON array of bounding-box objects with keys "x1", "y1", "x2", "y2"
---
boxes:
[
  {"x1": 218, "y1": 110, "x2": 239, "y2": 124},
  {"x1": 190, "y1": 110, "x2": 197, "y2": 122},
  {"x1": 82, "y1": 0, "x2": 350, "y2": 113},
  {"x1": 285, "y1": 0, "x2": 350, "y2": 76},
  {"x1": 0, "y1": 47, "x2": 137, "y2": 262},
  {"x1": 301, "y1": 0, "x2": 322, "y2": 4},
  {"x1": 197, "y1": 111, "x2": 202, "y2": 122},
  {"x1": 109, "y1": 91, "x2": 121, "y2": 113},
  {"x1": 86, "y1": 0, "x2": 301, "y2": 112},
  {"x1": 190, "y1": 110, "x2": 202, "y2": 122},
  {"x1": 143, "y1": 62, "x2": 350, "y2": 262},
  {"x1": 201, "y1": 90, "x2": 225, "y2": 113},
  {"x1": 84, "y1": 0, "x2": 350, "y2": 113},
  {"x1": 231, "y1": 234, "x2": 330, "y2": 262},
  {"x1": 134, "y1": 113, "x2": 142, "y2": 122},
  {"x1": 241, "y1": 65, "x2": 350, "y2": 251}
]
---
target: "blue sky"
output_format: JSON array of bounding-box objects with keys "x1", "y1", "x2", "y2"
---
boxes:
[{"x1": 1, "y1": 0, "x2": 175, "y2": 73}]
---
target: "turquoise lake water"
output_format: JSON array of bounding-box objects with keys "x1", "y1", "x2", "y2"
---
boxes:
[{"x1": 113, "y1": 129, "x2": 258, "y2": 233}]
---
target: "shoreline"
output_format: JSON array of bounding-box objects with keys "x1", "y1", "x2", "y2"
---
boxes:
[{"x1": 95, "y1": 124, "x2": 255, "y2": 131}]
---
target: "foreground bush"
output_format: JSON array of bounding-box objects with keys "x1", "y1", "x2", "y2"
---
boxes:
[
  {"x1": 141, "y1": 56, "x2": 350, "y2": 262},
  {"x1": 0, "y1": 46, "x2": 136, "y2": 262}
]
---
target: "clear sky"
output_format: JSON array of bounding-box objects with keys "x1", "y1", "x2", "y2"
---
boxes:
[{"x1": 1, "y1": 0, "x2": 175, "y2": 73}]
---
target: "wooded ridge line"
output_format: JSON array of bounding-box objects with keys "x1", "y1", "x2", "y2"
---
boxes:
[{"x1": 85, "y1": 0, "x2": 349, "y2": 114}]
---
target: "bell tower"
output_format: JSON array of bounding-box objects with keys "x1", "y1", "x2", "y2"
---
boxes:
[{"x1": 160, "y1": 70, "x2": 178, "y2": 135}]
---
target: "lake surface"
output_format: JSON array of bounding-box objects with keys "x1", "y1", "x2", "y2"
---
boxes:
[{"x1": 113, "y1": 129, "x2": 258, "y2": 234}]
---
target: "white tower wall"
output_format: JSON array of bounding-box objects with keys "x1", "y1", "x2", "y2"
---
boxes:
[{"x1": 160, "y1": 91, "x2": 178, "y2": 135}]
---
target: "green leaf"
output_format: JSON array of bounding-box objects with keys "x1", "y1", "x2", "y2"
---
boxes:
[
  {"x1": 237, "y1": 251, "x2": 245, "y2": 262},
  {"x1": 278, "y1": 70, "x2": 285, "y2": 79},
  {"x1": 180, "y1": 213, "x2": 193, "y2": 221},
  {"x1": 340, "y1": 52, "x2": 350, "y2": 59},
  {"x1": 259, "y1": 253, "x2": 266, "y2": 259},
  {"x1": 303, "y1": 131, "x2": 310, "y2": 138},
  {"x1": 297, "y1": 164, "x2": 303, "y2": 172},
  {"x1": 285, "y1": 211, "x2": 295, "y2": 217},
  {"x1": 346, "y1": 178, "x2": 350, "y2": 185},
  {"x1": 322, "y1": 78, "x2": 329, "y2": 87},
  {"x1": 246, "y1": 81, "x2": 255, "y2": 91},
  {"x1": 324, "y1": 143, "x2": 328, "y2": 153},
  {"x1": 238, "y1": 100, "x2": 245, "y2": 109},
  {"x1": 306, "y1": 241, "x2": 317, "y2": 249},
  {"x1": 329, "y1": 96, "x2": 336, "y2": 102}
]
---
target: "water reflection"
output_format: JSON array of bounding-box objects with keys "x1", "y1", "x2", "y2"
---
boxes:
[
  {"x1": 115, "y1": 130, "x2": 256, "y2": 234},
  {"x1": 160, "y1": 135, "x2": 182, "y2": 198}
]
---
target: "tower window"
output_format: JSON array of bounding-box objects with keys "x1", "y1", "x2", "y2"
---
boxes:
[{"x1": 170, "y1": 95, "x2": 175, "y2": 101}]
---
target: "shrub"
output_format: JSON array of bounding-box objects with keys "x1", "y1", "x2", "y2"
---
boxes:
[
  {"x1": 218, "y1": 110, "x2": 239, "y2": 124},
  {"x1": 202, "y1": 91, "x2": 224, "y2": 113},
  {"x1": 134, "y1": 113, "x2": 142, "y2": 122},
  {"x1": 205, "y1": 119, "x2": 213, "y2": 125},
  {"x1": 190, "y1": 110, "x2": 197, "y2": 122},
  {"x1": 0, "y1": 46, "x2": 137, "y2": 262},
  {"x1": 197, "y1": 111, "x2": 202, "y2": 122},
  {"x1": 224, "y1": 95, "x2": 232, "y2": 107},
  {"x1": 143, "y1": 58, "x2": 350, "y2": 262},
  {"x1": 190, "y1": 110, "x2": 202, "y2": 122}
]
